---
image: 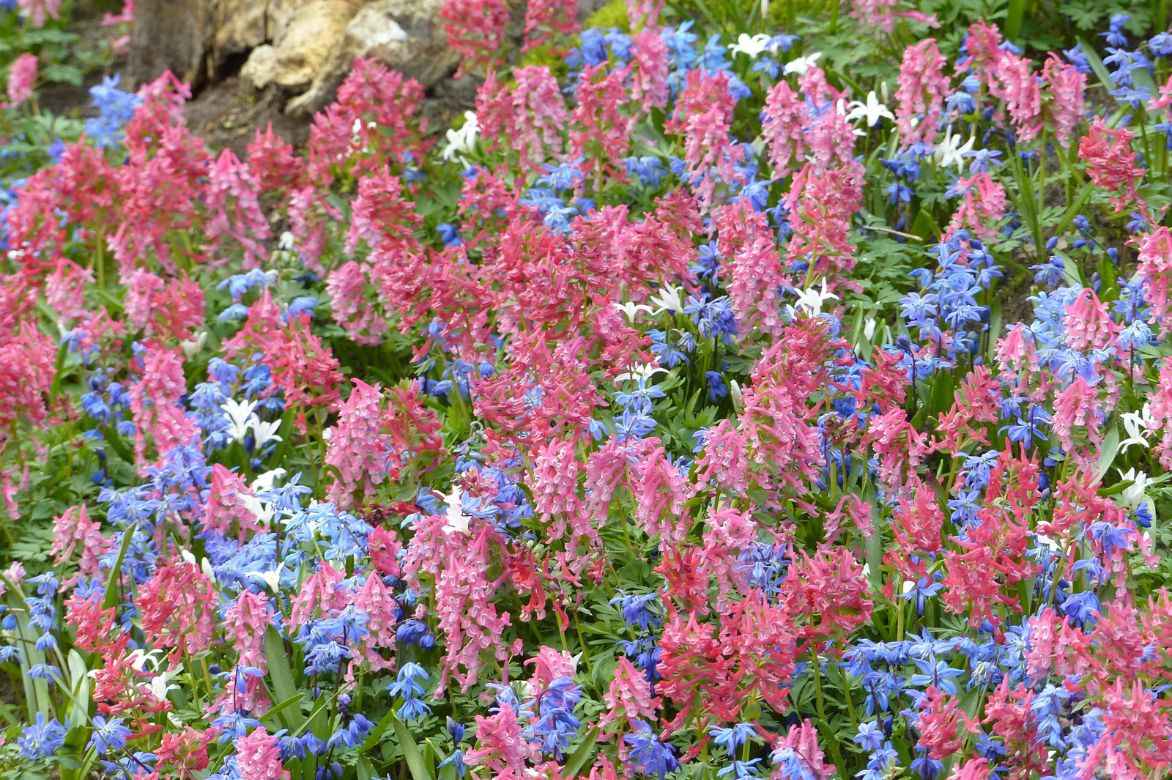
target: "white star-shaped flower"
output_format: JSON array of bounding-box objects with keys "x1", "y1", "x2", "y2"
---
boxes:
[
  {"x1": 441, "y1": 111, "x2": 479, "y2": 163},
  {"x1": 783, "y1": 52, "x2": 822, "y2": 76},
  {"x1": 614, "y1": 300, "x2": 654, "y2": 322},
  {"x1": 443, "y1": 486, "x2": 471, "y2": 535},
  {"x1": 250, "y1": 417, "x2": 282, "y2": 449},
  {"x1": 729, "y1": 33, "x2": 772, "y2": 59},
  {"x1": 845, "y1": 91, "x2": 894, "y2": 127},
  {"x1": 648, "y1": 285, "x2": 685, "y2": 315},
  {"x1": 794, "y1": 280, "x2": 839, "y2": 317},
  {"x1": 934, "y1": 131, "x2": 975, "y2": 170},
  {"x1": 221, "y1": 398, "x2": 259, "y2": 444}
]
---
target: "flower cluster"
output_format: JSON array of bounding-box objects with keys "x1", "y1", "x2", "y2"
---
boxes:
[{"x1": 1, "y1": 4, "x2": 1171, "y2": 780}]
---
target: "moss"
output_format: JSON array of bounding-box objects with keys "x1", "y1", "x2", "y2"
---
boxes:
[{"x1": 585, "y1": 0, "x2": 630, "y2": 31}]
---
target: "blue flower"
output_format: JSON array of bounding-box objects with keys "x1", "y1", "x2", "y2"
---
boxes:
[
  {"x1": 18, "y1": 714, "x2": 67, "y2": 760},
  {"x1": 625, "y1": 720, "x2": 679, "y2": 779},
  {"x1": 709, "y1": 722, "x2": 759, "y2": 758},
  {"x1": 89, "y1": 715, "x2": 132, "y2": 755}
]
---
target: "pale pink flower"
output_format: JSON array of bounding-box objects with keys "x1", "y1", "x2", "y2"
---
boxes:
[
  {"x1": 17, "y1": 0, "x2": 61, "y2": 28},
  {"x1": 6, "y1": 53, "x2": 37, "y2": 107},
  {"x1": 236, "y1": 727, "x2": 289, "y2": 780},
  {"x1": 895, "y1": 38, "x2": 950, "y2": 146}
]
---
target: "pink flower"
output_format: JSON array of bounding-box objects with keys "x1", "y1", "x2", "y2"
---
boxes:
[
  {"x1": 128, "y1": 341, "x2": 199, "y2": 466},
  {"x1": 0, "y1": 324, "x2": 55, "y2": 441},
  {"x1": 205, "y1": 149, "x2": 270, "y2": 267},
  {"x1": 225, "y1": 591, "x2": 272, "y2": 671},
  {"x1": 1149, "y1": 358, "x2": 1172, "y2": 469},
  {"x1": 600, "y1": 657, "x2": 658, "y2": 734},
  {"x1": 719, "y1": 200, "x2": 786, "y2": 336},
  {"x1": 915, "y1": 686, "x2": 976, "y2": 760},
  {"x1": 992, "y1": 51, "x2": 1041, "y2": 141},
  {"x1": 1079, "y1": 119, "x2": 1143, "y2": 212},
  {"x1": 289, "y1": 561, "x2": 347, "y2": 630},
  {"x1": 1137, "y1": 227, "x2": 1172, "y2": 329},
  {"x1": 236, "y1": 727, "x2": 289, "y2": 780},
  {"x1": 1064, "y1": 287, "x2": 1118, "y2": 351},
  {"x1": 246, "y1": 123, "x2": 303, "y2": 195},
  {"x1": 630, "y1": 28, "x2": 669, "y2": 109},
  {"x1": 522, "y1": 0, "x2": 577, "y2": 53},
  {"x1": 136, "y1": 560, "x2": 218, "y2": 662},
  {"x1": 784, "y1": 161, "x2": 864, "y2": 279},
  {"x1": 17, "y1": 0, "x2": 61, "y2": 28},
  {"x1": 306, "y1": 60, "x2": 428, "y2": 183},
  {"x1": 122, "y1": 268, "x2": 205, "y2": 342},
  {"x1": 761, "y1": 80, "x2": 807, "y2": 178},
  {"x1": 772, "y1": 719, "x2": 836, "y2": 779},
  {"x1": 570, "y1": 64, "x2": 634, "y2": 181},
  {"x1": 465, "y1": 703, "x2": 537, "y2": 773},
  {"x1": 947, "y1": 172, "x2": 1007, "y2": 241},
  {"x1": 1043, "y1": 54, "x2": 1086, "y2": 145},
  {"x1": 50, "y1": 505, "x2": 109, "y2": 581},
  {"x1": 440, "y1": 0, "x2": 509, "y2": 77},
  {"x1": 895, "y1": 38, "x2": 950, "y2": 146},
  {"x1": 223, "y1": 291, "x2": 342, "y2": 425},
  {"x1": 323, "y1": 379, "x2": 444, "y2": 509},
  {"x1": 352, "y1": 572, "x2": 399, "y2": 671},
  {"x1": 205, "y1": 464, "x2": 260, "y2": 538},
  {"x1": 6, "y1": 53, "x2": 37, "y2": 107}
]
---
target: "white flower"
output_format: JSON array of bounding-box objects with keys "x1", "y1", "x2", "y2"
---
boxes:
[
  {"x1": 614, "y1": 300, "x2": 654, "y2": 322},
  {"x1": 729, "y1": 33, "x2": 772, "y2": 59},
  {"x1": 250, "y1": 417, "x2": 283, "y2": 449},
  {"x1": 145, "y1": 666, "x2": 182, "y2": 702},
  {"x1": 1120, "y1": 404, "x2": 1155, "y2": 454},
  {"x1": 934, "y1": 131, "x2": 975, "y2": 170},
  {"x1": 783, "y1": 51, "x2": 821, "y2": 76},
  {"x1": 249, "y1": 563, "x2": 283, "y2": 593},
  {"x1": 441, "y1": 111, "x2": 479, "y2": 162},
  {"x1": 221, "y1": 398, "x2": 259, "y2": 444},
  {"x1": 648, "y1": 285, "x2": 685, "y2": 315},
  {"x1": 239, "y1": 468, "x2": 287, "y2": 528},
  {"x1": 729, "y1": 379, "x2": 744, "y2": 413},
  {"x1": 1117, "y1": 467, "x2": 1152, "y2": 510},
  {"x1": 846, "y1": 91, "x2": 895, "y2": 128},
  {"x1": 794, "y1": 280, "x2": 839, "y2": 317},
  {"x1": 443, "y1": 485, "x2": 471, "y2": 535},
  {"x1": 863, "y1": 317, "x2": 877, "y2": 342},
  {"x1": 251, "y1": 468, "x2": 286, "y2": 493},
  {"x1": 181, "y1": 330, "x2": 207, "y2": 359},
  {"x1": 614, "y1": 363, "x2": 667, "y2": 385}
]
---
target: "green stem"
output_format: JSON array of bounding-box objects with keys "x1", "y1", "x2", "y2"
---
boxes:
[{"x1": 810, "y1": 651, "x2": 845, "y2": 770}]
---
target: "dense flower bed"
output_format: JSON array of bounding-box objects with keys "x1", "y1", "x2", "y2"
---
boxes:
[{"x1": 1, "y1": 1, "x2": 1171, "y2": 778}]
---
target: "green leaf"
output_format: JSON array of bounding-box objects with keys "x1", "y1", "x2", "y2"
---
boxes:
[
  {"x1": 264, "y1": 628, "x2": 302, "y2": 729},
  {"x1": 1094, "y1": 424, "x2": 1121, "y2": 483},
  {"x1": 102, "y1": 525, "x2": 136, "y2": 610},
  {"x1": 391, "y1": 713, "x2": 435, "y2": 780},
  {"x1": 1077, "y1": 38, "x2": 1114, "y2": 95},
  {"x1": 564, "y1": 727, "x2": 600, "y2": 776},
  {"x1": 40, "y1": 63, "x2": 83, "y2": 86},
  {"x1": 65, "y1": 650, "x2": 91, "y2": 728},
  {"x1": 262, "y1": 693, "x2": 305, "y2": 729}
]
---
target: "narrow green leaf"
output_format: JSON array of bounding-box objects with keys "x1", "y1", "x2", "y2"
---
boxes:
[
  {"x1": 1077, "y1": 38, "x2": 1114, "y2": 94},
  {"x1": 102, "y1": 525, "x2": 137, "y2": 610},
  {"x1": 1005, "y1": 0, "x2": 1026, "y2": 43},
  {"x1": 264, "y1": 628, "x2": 301, "y2": 729},
  {"x1": 66, "y1": 650, "x2": 91, "y2": 728},
  {"x1": 564, "y1": 727, "x2": 600, "y2": 776},
  {"x1": 1094, "y1": 424, "x2": 1121, "y2": 483},
  {"x1": 360, "y1": 710, "x2": 395, "y2": 754},
  {"x1": 262, "y1": 692, "x2": 305, "y2": 728},
  {"x1": 391, "y1": 713, "x2": 435, "y2": 780}
]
